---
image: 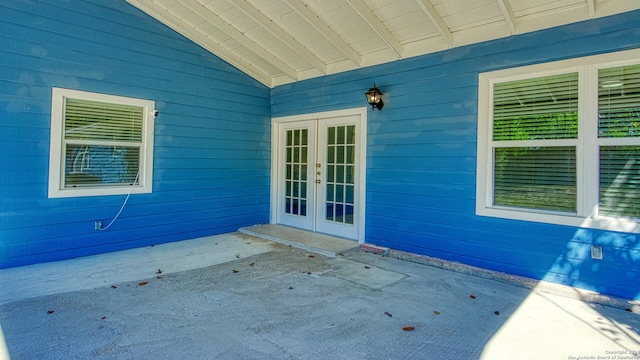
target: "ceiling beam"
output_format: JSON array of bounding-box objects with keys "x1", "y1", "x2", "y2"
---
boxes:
[
  {"x1": 179, "y1": 0, "x2": 299, "y2": 81},
  {"x1": 346, "y1": 0, "x2": 403, "y2": 58},
  {"x1": 126, "y1": 0, "x2": 274, "y2": 86},
  {"x1": 496, "y1": 0, "x2": 516, "y2": 34},
  {"x1": 230, "y1": 0, "x2": 328, "y2": 75},
  {"x1": 284, "y1": 0, "x2": 361, "y2": 67},
  {"x1": 586, "y1": 0, "x2": 596, "y2": 18},
  {"x1": 416, "y1": 0, "x2": 452, "y2": 47}
]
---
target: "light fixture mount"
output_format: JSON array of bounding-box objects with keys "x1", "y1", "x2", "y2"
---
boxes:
[{"x1": 365, "y1": 83, "x2": 384, "y2": 110}]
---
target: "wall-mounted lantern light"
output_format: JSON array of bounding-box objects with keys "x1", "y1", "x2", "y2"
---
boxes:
[{"x1": 365, "y1": 83, "x2": 384, "y2": 111}]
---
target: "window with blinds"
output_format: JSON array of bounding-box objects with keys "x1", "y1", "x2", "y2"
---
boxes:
[
  {"x1": 598, "y1": 64, "x2": 640, "y2": 218},
  {"x1": 477, "y1": 50, "x2": 640, "y2": 231},
  {"x1": 49, "y1": 88, "x2": 154, "y2": 198},
  {"x1": 492, "y1": 73, "x2": 579, "y2": 213},
  {"x1": 63, "y1": 99, "x2": 143, "y2": 188}
]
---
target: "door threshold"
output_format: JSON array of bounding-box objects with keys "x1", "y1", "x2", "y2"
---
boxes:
[{"x1": 238, "y1": 224, "x2": 358, "y2": 257}]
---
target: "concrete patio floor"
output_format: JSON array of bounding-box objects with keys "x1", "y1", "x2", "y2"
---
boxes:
[{"x1": 0, "y1": 227, "x2": 638, "y2": 360}]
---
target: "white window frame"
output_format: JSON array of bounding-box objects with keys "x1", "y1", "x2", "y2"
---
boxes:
[
  {"x1": 48, "y1": 88, "x2": 155, "y2": 198},
  {"x1": 476, "y1": 48, "x2": 640, "y2": 233}
]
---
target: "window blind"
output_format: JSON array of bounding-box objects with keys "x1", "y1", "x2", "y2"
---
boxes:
[
  {"x1": 494, "y1": 147, "x2": 576, "y2": 212},
  {"x1": 598, "y1": 64, "x2": 640, "y2": 138},
  {"x1": 598, "y1": 64, "x2": 640, "y2": 218},
  {"x1": 64, "y1": 98, "x2": 143, "y2": 142},
  {"x1": 493, "y1": 73, "x2": 579, "y2": 141},
  {"x1": 63, "y1": 98, "x2": 143, "y2": 187},
  {"x1": 599, "y1": 146, "x2": 640, "y2": 218}
]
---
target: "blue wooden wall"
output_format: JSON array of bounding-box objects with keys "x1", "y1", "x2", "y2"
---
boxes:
[
  {"x1": 0, "y1": 0, "x2": 271, "y2": 268},
  {"x1": 271, "y1": 11, "x2": 640, "y2": 300}
]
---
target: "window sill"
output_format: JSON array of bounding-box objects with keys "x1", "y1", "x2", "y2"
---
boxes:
[
  {"x1": 476, "y1": 206, "x2": 640, "y2": 234},
  {"x1": 48, "y1": 185, "x2": 151, "y2": 199}
]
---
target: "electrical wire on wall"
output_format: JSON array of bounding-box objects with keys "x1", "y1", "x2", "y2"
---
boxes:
[{"x1": 97, "y1": 171, "x2": 140, "y2": 231}]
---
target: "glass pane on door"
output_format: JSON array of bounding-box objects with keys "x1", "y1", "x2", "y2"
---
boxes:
[
  {"x1": 285, "y1": 128, "x2": 308, "y2": 217},
  {"x1": 325, "y1": 125, "x2": 355, "y2": 224}
]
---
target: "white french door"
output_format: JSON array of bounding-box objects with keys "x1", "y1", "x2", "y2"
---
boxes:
[
  {"x1": 272, "y1": 109, "x2": 366, "y2": 241},
  {"x1": 276, "y1": 120, "x2": 317, "y2": 231}
]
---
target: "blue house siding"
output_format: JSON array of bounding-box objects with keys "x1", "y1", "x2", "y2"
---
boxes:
[
  {"x1": 272, "y1": 11, "x2": 640, "y2": 300},
  {"x1": 0, "y1": 0, "x2": 271, "y2": 268}
]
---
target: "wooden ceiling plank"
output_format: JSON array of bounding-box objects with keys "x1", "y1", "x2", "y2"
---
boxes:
[
  {"x1": 586, "y1": 0, "x2": 596, "y2": 18},
  {"x1": 496, "y1": 0, "x2": 516, "y2": 34},
  {"x1": 285, "y1": 0, "x2": 362, "y2": 66},
  {"x1": 230, "y1": 0, "x2": 328, "y2": 74},
  {"x1": 346, "y1": 0, "x2": 404, "y2": 58},
  {"x1": 127, "y1": 0, "x2": 275, "y2": 86},
  {"x1": 416, "y1": 0, "x2": 453, "y2": 46},
  {"x1": 180, "y1": 0, "x2": 299, "y2": 80}
]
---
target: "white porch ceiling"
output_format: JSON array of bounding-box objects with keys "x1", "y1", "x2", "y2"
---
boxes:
[{"x1": 127, "y1": 0, "x2": 640, "y2": 88}]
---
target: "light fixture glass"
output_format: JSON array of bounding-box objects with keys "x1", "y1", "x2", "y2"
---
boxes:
[{"x1": 364, "y1": 84, "x2": 384, "y2": 110}]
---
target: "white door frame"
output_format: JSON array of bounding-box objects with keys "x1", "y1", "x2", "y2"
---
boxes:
[{"x1": 270, "y1": 107, "x2": 367, "y2": 243}]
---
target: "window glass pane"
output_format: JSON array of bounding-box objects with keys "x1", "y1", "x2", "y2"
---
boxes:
[
  {"x1": 293, "y1": 164, "x2": 300, "y2": 181},
  {"x1": 345, "y1": 205, "x2": 354, "y2": 224},
  {"x1": 327, "y1": 146, "x2": 335, "y2": 164},
  {"x1": 64, "y1": 145, "x2": 139, "y2": 187},
  {"x1": 293, "y1": 129, "x2": 300, "y2": 145},
  {"x1": 327, "y1": 165, "x2": 335, "y2": 183},
  {"x1": 494, "y1": 147, "x2": 576, "y2": 212},
  {"x1": 336, "y1": 126, "x2": 345, "y2": 144},
  {"x1": 326, "y1": 184, "x2": 334, "y2": 201},
  {"x1": 493, "y1": 73, "x2": 579, "y2": 140},
  {"x1": 335, "y1": 184, "x2": 344, "y2": 202},
  {"x1": 336, "y1": 165, "x2": 345, "y2": 183},
  {"x1": 600, "y1": 146, "x2": 640, "y2": 218},
  {"x1": 286, "y1": 164, "x2": 292, "y2": 180},
  {"x1": 346, "y1": 125, "x2": 356, "y2": 145},
  {"x1": 300, "y1": 200, "x2": 307, "y2": 216},
  {"x1": 346, "y1": 145, "x2": 355, "y2": 164},
  {"x1": 598, "y1": 64, "x2": 640, "y2": 138},
  {"x1": 345, "y1": 185, "x2": 354, "y2": 204},
  {"x1": 335, "y1": 203, "x2": 344, "y2": 222},
  {"x1": 336, "y1": 146, "x2": 345, "y2": 164},
  {"x1": 64, "y1": 99, "x2": 143, "y2": 142},
  {"x1": 326, "y1": 203, "x2": 334, "y2": 221},
  {"x1": 327, "y1": 127, "x2": 335, "y2": 145},
  {"x1": 345, "y1": 165, "x2": 354, "y2": 184}
]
